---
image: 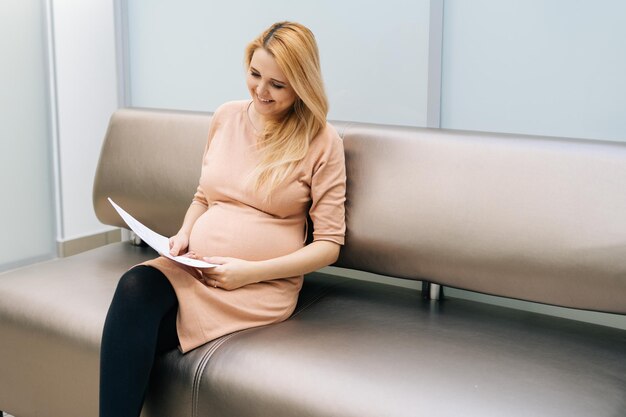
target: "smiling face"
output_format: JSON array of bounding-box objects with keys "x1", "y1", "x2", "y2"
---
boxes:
[{"x1": 246, "y1": 48, "x2": 298, "y2": 124}]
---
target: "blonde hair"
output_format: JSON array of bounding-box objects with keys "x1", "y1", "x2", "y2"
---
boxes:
[{"x1": 245, "y1": 22, "x2": 328, "y2": 194}]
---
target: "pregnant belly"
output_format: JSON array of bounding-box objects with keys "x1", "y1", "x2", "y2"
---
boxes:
[{"x1": 188, "y1": 204, "x2": 305, "y2": 260}]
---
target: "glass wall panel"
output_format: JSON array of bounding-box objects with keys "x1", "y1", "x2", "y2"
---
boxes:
[
  {"x1": 0, "y1": 0, "x2": 56, "y2": 271},
  {"x1": 441, "y1": 0, "x2": 626, "y2": 142},
  {"x1": 127, "y1": 0, "x2": 432, "y2": 127}
]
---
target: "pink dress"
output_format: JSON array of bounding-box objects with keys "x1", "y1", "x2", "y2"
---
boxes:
[{"x1": 144, "y1": 100, "x2": 346, "y2": 352}]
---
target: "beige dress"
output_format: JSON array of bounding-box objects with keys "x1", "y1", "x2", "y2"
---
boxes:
[{"x1": 144, "y1": 100, "x2": 346, "y2": 352}]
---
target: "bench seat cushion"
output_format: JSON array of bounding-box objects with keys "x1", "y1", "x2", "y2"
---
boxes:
[
  {"x1": 146, "y1": 274, "x2": 626, "y2": 417},
  {"x1": 1, "y1": 244, "x2": 624, "y2": 417},
  {"x1": 0, "y1": 242, "x2": 155, "y2": 417}
]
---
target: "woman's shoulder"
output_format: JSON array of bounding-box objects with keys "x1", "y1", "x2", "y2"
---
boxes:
[
  {"x1": 207, "y1": 101, "x2": 248, "y2": 142},
  {"x1": 304, "y1": 121, "x2": 345, "y2": 169},
  {"x1": 211, "y1": 100, "x2": 249, "y2": 121},
  {"x1": 310, "y1": 121, "x2": 343, "y2": 151}
]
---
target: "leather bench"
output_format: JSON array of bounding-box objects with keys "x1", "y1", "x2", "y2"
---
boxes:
[{"x1": 1, "y1": 108, "x2": 624, "y2": 417}]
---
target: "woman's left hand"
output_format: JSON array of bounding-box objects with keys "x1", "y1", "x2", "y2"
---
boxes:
[{"x1": 200, "y1": 257, "x2": 259, "y2": 291}]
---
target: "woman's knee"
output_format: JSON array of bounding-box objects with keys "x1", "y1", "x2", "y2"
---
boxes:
[{"x1": 113, "y1": 266, "x2": 175, "y2": 306}]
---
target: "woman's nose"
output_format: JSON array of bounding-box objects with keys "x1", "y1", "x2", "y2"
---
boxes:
[{"x1": 256, "y1": 81, "x2": 268, "y2": 96}]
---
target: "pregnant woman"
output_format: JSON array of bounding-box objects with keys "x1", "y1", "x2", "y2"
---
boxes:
[{"x1": 99, "y1": 21, "x2": 346, "y2": 417}]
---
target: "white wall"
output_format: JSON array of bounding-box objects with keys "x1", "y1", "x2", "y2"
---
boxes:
[
  {"x1": 51, "y1": 0, "x2": 120, "y2": 241},
  {"x1": 127, "y1": 0, "x2": 434, "y2": 127},
  {"x1": 0, "y1": 0, "x2": 56, "y2": 271}
]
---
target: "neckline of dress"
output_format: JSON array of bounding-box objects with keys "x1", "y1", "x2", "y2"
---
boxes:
[{"x1": 245, "y1": 101, "x2": 263, "y2": 135}]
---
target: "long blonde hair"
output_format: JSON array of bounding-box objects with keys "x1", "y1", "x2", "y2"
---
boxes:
[{"x1": 245, "y1": 22, "x2": 328, "y2": 194}]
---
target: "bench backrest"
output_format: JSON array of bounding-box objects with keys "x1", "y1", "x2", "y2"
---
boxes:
[{"x1": 94, "y1": 108, "x2": 626, "y2": 314}]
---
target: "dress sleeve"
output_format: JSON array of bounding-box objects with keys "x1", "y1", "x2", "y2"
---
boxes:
[
  {"x1": 192, "y1": 105, "x2": 224, "y2": 208},
  {"x1": 309, "y1": 132, "x2": 347, "y2": 245}
]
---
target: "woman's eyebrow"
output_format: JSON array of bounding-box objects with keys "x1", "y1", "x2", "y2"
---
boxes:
[{"x1": 250, "y1": 66, "x2": 288, "y2": 85}]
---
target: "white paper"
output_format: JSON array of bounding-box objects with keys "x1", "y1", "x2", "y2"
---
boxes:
[{"x1": 108, "y1": 198, "x2": 216, "y2": 268}]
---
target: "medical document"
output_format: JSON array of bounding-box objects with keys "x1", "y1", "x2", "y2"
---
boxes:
[{"x1": 108, "y1": 198, "x2": 216, "y2": 268}]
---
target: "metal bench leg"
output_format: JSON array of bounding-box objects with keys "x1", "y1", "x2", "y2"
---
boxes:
[
  {"x1": 422, "y1": 281, "x2": 444, "y2": 300},
  {"x1": 430, "y1": 283, "x2": 443, "y2": 300}
]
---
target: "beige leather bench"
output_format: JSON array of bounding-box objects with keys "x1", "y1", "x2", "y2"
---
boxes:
[{"x1": 1, "y1": 108, "x2": 625, "y2": 417}]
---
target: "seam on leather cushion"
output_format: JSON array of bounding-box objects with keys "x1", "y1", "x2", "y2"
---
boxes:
[{"x1": 192, "y1": 333, "x2": 239, "y2": 417}]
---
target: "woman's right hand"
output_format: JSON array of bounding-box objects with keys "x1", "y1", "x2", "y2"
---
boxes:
[{"x1": 169, "y1": 232, "x2": 190, "y2": 256}]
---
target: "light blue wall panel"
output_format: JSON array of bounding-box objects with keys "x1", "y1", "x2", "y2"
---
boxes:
[
  {"x1": 441, "y1": 0, "x2": 626, "y2": 142},
  {"x1": 127, "y1": 0, "x2": 432, "y2": 126}
]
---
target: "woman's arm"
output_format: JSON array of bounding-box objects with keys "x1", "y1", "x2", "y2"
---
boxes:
[
  {"x1": 169, "y1": 203, "x2": 207, "y2": 256},
  {"x1": 200, "y1": 240, "x2": 340, "y2": 290}
]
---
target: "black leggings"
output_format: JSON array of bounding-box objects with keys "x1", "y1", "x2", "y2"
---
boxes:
[{"x1": 99, "y1": 265, "x2": 180, "y2": 417}]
